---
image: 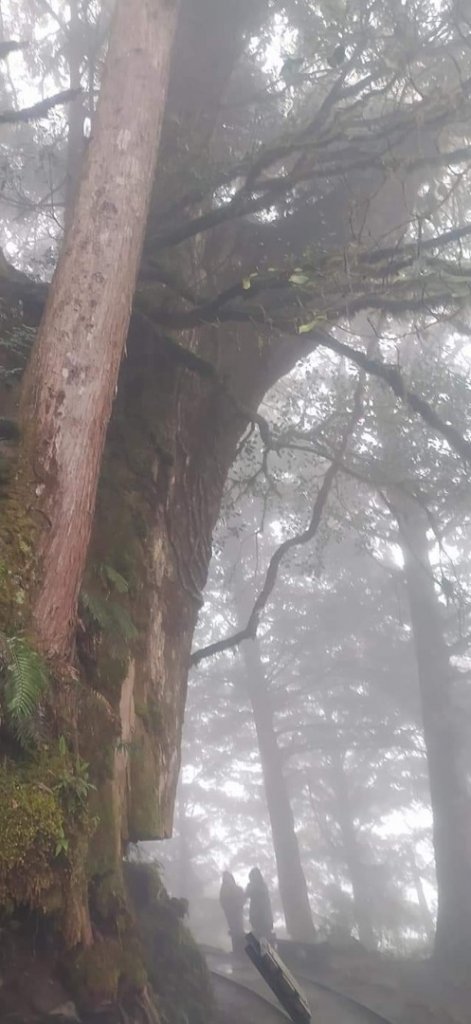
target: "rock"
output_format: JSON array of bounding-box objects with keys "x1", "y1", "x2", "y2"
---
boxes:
[
  {"x1": 47, "y1": 1001, "x2": 81, "y2": 1022},
  {"x1": 30, "y1": 975, "x2": 71, "y2": 1015}
]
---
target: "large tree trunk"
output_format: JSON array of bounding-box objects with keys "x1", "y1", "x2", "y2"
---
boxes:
[
  {"x1": 17, "y1": 0, "x2": 179, "y2": 661},
  {"x1": 392, "y1": 492, "x2": 471, "y2": 961},
  {"x1": 240, "y1": 637, "x2": 317, "y2": 942},
  {"x1": 330, "y1": 750, "x2": 377, "y2": 950}
]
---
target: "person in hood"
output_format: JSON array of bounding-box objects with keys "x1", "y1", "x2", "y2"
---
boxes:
[
  {"x1": 246, "y1": 867, "x2": 275, "y2": 942},
  {"x1": 219, "y1": 871, "x2": 246, "y2": 955}
]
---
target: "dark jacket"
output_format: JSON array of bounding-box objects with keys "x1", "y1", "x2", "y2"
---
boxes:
[
  {"x1": 220, "y1": 872, "x2": 245, "y2": 936},
  {"x1": 245, "y1": 869, "x2": 274, "y2": 939}
]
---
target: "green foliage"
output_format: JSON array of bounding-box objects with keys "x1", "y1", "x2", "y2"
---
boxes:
[
  {"x1": 101, "y1": 563, "x2": 129, "y2": 594},
  {"x1": 125, "y1": 862, "x2": 213, "y2": 1024},
  {"x1": 0, "y1": 761, "x2": 64, "y2": 910},
  {"x1": 80, "y1": 561, "x2": 138, "y2": 650},
  {"x1": 66, "y1": 936, "x2": 148, "y2": 1010},
  {"x1": 53, "y1": 735, "x2": 96, "y2": 813},
  {"x1": 0, "y1": 633, "x2": 48, "y2": 746},
  {"x1": 0, "y1": 322, "x2": 35, "y2": 378},
  {"x1": 81, "y1": 588, "x2": 138, "y2": 642},
  {"x1": 54, "y1": 827, "x2": 70, "y2": 857}
]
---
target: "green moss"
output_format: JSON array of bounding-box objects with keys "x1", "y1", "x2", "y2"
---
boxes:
[
  {"x1": 125, "y1": 862, "x2": 213, "y2": 1024},
  {"x1": 121, "y1": 936, "x2": 149, "y2": 992},
  {"x1": 93, "y1": 870, "x2": 126, "y2": 923},
  {"x1": 0, "y1": 761, "x2": 64, "y2": 910},
  {"x1": 0, "y1": 493, "x2": 36, "y2": 633},
  {"x1": 96, "y1": 647, "x2": 129, "y2": 701},
  {"x1": 87, "y1": 783, "x2": 120, "y2": 879},
  {"x1": 66, "y1": 934, "x2": 148, "y2": 1010},
  {"x1": 135, "y1": 695, "x2": 162, "y2": 735},
  {"x1": 128, "y1": 737, "x2": 161, "y2": 841},
  {"x1": 0, "y1": 739, "x2": 103, "y2": 926},
  {"x1": 68, "y1": 938, "x2": 122, "y2": 1006}
]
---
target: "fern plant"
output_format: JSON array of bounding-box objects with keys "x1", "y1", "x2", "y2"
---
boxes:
[
  {"x1": 0, "y1": 633, "x2": 49, "y2": 746},
  {"x1": 80, "y1": 561, "x2": 138, "y2": 652}
]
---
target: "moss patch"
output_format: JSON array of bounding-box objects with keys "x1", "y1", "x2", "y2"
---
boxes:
[
  {"x1": 0, "y1": 740, "x2": 99, "y2": 927},
  {"x1": 125, "y1": 862, "x2": 214, "y2": 1024},
  {"x1": 87, "y1": 783, "x2": 120, "y2": 880},
  {"x1": 65, "y1": 934, "x2": 148, "y2": 1010},
  {"x1": 0, "y1": 761, "x2": 64, "y2": 911},
  {"x1": 128, "y1": 735, "x2": 161, "y2": 841}
]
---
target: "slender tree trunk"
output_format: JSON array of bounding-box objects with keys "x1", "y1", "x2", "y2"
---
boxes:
[
  {"x1": 240, "y1": 637, "x2": 317, "y2": 942},
  {"x1": 64, "y1": 0, "x2": 86, "y2": 229},
  {"x1": 19, "y1": 0, "x2": 179, "y2": 661},
  {"x1": 393, "y1": 492, "x2": 471, "y2": 961},
  {"x1": 330, "y1": 751, "x2": 377, "y2": 950},
  {"x1": 176, "y1": 786, "x2": 197, "y2": 901},
  {"x1": 408, "y1": 848, "x2": 435, "y2": 943}
]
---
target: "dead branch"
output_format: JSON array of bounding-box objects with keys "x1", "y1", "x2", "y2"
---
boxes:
[
  {"x1": 315, "y1": 330, "x2": 471, "y2": 464},
  {"x1": 0, "y1": 89, "x2": 80, "y2": 124},
  {"x1": 190, "y1": 460, "x2": 338, "y2": 666}
]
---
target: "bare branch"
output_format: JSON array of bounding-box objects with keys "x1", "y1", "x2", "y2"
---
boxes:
[
  {"x1": 0, "y1": 89, "x2": 80, "y2": 124},
  {"x1": 0, "y1": 40, "x2": 29, "y2": 59},
  {"x1": 190, "y1": 461, "x2": 338, "y2": 666},
  {"x1": 315, "y1": 330, "x2": 471, "y2": 464}
]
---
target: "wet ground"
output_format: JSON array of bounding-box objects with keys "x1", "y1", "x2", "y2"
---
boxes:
[{"x1": 204, "y1": 943, "x2": 471, "y2": 1024}]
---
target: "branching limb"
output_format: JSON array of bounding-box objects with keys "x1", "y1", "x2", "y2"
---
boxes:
[
  {"x1": 0, "y1": 89, "x2": 80, "y2": 124},
  {"x1": 315, "y1": 330, "x2": 471, "y2": 464},
  {"x1": 191, "y1": 374, "x2": 366, "y2": 666},
  {"x1": 0, "y1": 41, "x2": 29, "y2": 59},
  {"x1": 190, "y1": 461, "x2": 338, "y2": 666}
]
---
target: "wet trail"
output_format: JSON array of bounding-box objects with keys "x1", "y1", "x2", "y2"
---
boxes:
[{"x1": 205, "y1": 946, "x2": 395, "y2": 1024}]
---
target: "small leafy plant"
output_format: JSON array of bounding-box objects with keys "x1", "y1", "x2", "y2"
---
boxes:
[
  {"x1": 80, "y1": 562, "x2": 138, "y2": 651},
  {"x1": 0, "y1": 633, "x2": 49, "y2": 746},
  {"x1": 53, "y1": 735, "x2": 95, "y2": 813}
]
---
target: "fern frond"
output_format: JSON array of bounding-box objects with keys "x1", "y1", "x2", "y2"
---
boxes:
[
  {"x1": 4, "y1": 635, "x2": 48, "y2": 721},
  {"x1": 12, "y1": 710, "x2": 42, "y2": 747},
  {"x1": 80, "y1": 590, "x2": 113, "y2": 632},
  {"x1": 109, "y1": 603, "x2": 139, "y2": 642},
  {"x1": 80, "y1": 589, "x2": 138, "y2": 644},
  {"x1": 102, "y1": 564, "x2": 129, "y2": 594}
]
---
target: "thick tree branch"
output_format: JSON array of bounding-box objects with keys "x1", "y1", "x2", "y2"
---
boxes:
[
  {"x1": 0, "y1": 40, "x2": 29, "y2": 59},
  {"x1": 0, "y1": 89, "x2": 80, "y2": 124}
]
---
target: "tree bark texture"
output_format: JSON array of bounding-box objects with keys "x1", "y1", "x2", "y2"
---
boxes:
[
  {"x1": 393, "y1": 492, "x2": 471, "y2": 961},
  {"x1": 240, "y1": 637, "x2": 317, "y2": 943},
  {"x1": 83, "y1": 325, "x2": 249, "y2": 854},
  {"x1": 19, "y1": 0, "x2": 179, "y2": 660},
  {"x1": 89, "y1": 313, "x2": 309, "y2": 851}
]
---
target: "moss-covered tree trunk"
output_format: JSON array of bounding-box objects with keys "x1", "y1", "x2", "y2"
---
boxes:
[{"x1": 16, "y1": 0, "x2": 179, "y2": 661}]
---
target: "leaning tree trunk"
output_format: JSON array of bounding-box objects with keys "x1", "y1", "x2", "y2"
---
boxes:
[
  {"x1": 15, "y1": 0, "x2": 179, "y2": 661},
  {"x1": 392, "y1": 491, "x2": 471, "y2": 962},
  {"x1": 239, "y1": 637, "x2": 317, "y2": 942}
]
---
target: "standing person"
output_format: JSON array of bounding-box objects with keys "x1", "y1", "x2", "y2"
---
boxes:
[
  {"x1": 219, "y1": 871, "x2": 246, "y2": 955},
  {"x1": 246, "y1": 867, "x2": 275, "y2": 943}
]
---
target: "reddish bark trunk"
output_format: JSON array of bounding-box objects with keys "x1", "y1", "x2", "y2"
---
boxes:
[{"x1": 20, "y1": 0, "x2": 179, "y2": 660}]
